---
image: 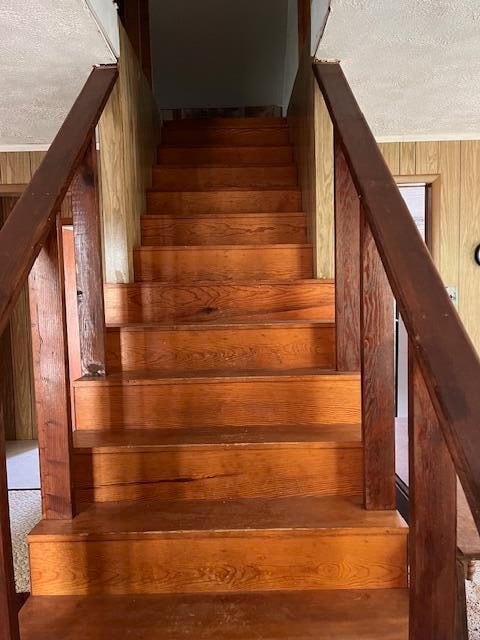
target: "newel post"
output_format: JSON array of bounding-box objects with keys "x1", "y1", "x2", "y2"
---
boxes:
[
  {"x1": 360, "y1": 209, "x2": 396, "y2": 510},
  {"x1": 29, "y1": 214, "x2": 75, "y2": 520},
  {"x1": 334, "y1": 135, "x2": 361, "y2": 371},
  {"x1": 408, "y1": 341, "x2": 456, "y2": 639},
  {"x1": 71, "y1": 136, "x2": 106, "y2": 377}
]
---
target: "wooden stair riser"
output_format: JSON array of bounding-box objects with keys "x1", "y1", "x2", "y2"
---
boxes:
[
  {"x1": 146, "y1": 190, "x2": 301, "y2": 214},
  {"x1": 73, "y1": 375, "x2": 361, "y2": 430},
  {"x1": 141, "y1": 214, "x2": 307, "y2": 246},
  {"x1": 104, "y1": 281, "x2": 335, "y2": 325},
  {"x1": 157, "y1": 146, "x2": 294, "y2": 166},
  {"x1": 105, "y1": 324, "x2": 335, "y2": 373},
  {"x1": 152, "y1": 166, "x2": 297, "y2": 190},
  {"x1": 161, "y1": 127, "x2": 290, "y2": 147},
  {"x1": 29, "y1": 530, "x2": 407, "y2": 595},
  {"x1": 73, "y1": 444, "x2": 363, "y2": 503},
  {"x1": 134, "y1": 246, "x2": 313, "y2": 282}
]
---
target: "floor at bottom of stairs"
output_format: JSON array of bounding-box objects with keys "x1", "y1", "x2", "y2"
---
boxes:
[{"x1": 20, "y1": 590, "x2": 409, "y2": 639}]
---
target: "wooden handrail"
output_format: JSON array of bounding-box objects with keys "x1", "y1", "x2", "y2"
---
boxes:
[
  {"x1": 313, "y1": 62, "x2": 480, "y2": 534},
  {"x1": 0, "y1": 65, "x2": 118, "y2": 338}
]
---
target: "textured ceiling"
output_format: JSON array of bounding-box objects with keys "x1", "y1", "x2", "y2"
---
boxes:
[
  {"x1": 0, "y1": 0, "x2": 116, "y2": 148},
  {"x1": 316, "y1": 0, "x2": 480, "y2": 140}
]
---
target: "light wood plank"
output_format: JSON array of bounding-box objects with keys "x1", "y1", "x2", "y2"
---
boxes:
[
  {"x1": 415, "y1": 141, "x2": 439, "y2": 174},
  {"x1": 399, "y1": 142, "x2": 416, "y2": 175},
  {"x1": 378, "y1": 143, "x2": 400, "y2": 175}
]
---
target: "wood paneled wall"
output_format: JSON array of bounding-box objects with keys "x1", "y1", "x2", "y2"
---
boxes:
[
  {"x1": 378, "y1": 140, "x2": 480, "y2": 354},
  {"x1": 287, "y1": 44, "x2": 334, "y2": 278},
  {"x1": 98, "y1": 23, "x2": 160, "y2": 284}
]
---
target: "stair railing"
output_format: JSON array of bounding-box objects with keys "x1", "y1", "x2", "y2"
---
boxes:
[
  {"x1": 313, "y1": 61, "x2": 479, "y2": 639},
  {"x1": 0, "y1": 65, "x2": 117, "y2": 640}
]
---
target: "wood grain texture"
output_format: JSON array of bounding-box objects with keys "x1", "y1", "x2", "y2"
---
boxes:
[
  {"x1": 73, "y1": 371, "x2": 361, "y2": 430},
  {"x1": 73, "y1": 431, "x2": 362, "y2": 502},
  {"x1": 28, "y1": 218, "x2": 75, "y2": 519},
  {"x1": 162, "y1": 127, "x2": 290, "y2": 147},
  {"x1": 141, "y1": 213, "x2": 307, "y2": 245},
  {"x1": 105, "y1": 322, "x2": 335, "y2": 372},
  {"x1": 29, "y1": 496, "x2": 406, "y2": 595},
  {"x1": 360, "y1": 211, "x2": 395, "y2": 510},
  {"x1": 287, "y1": 42, "x2": 334, "y2": 278},
  {"x1": 334, "y1": 139, "x2": 360, "y2": 371},
  {"x1": 19, "y1": 590, "x2": 410, "y2": 640},
  {"x1": 98, "y1": 24, "x2": 159, "y2": 284},
  {"x1": 378, "y1": 143, "x2": 400, "y2": 175},
  {"x1": 157, "y1": 145, "x2": 294, "y2": 166},
  {"x1": 134, "y1": 245, "x2": 314, "y2": 282},
  {"x1": 71, "y1": 138, "x2": 106, "y2": 376},
  {"x1": 408, "y1": 345, "x2": 456, "y2": 640},
  {"x1": 399, "y1": 142, "x2": 416, "y2": 176},
  {"x1": 30, "y1": 531, "x2": 406, "y2": 596},
  {"x1": 152, "y1": 165, "x2": 297, "y2": 190},
  {"x1": 415, "y1": 142, "x2": 439, "y2": 174},
  {"x1": 104, "y1": 280, "x2": 335, "y2": 324},
  {"x1": 1, "y1": 197, "x2": 35, "y2": 440},
  {"x1": 147, "y1": 189, "x2": 302, "y2": 214}
]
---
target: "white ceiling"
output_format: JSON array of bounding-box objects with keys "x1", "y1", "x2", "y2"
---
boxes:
[
  {"x1": 0, "y1": 0, "x2": 116, "y2": 149},
  {"x1": 315, "y1": 0, "x2": 480, "y2": 141}
]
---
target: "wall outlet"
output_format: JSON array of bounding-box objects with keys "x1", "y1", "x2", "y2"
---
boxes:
[{"x1": 446, "y1": 286, "x2": 457, "y2": 306}]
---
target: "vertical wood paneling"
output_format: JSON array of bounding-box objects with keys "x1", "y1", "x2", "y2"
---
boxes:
[
  {"x1": 314, "y1": 85, "x2": 334, "y2": 278},
  {"x1": 459, "y1": 141, "x2": 480, "y2": 354},
  {"x1": 436, "y1": 142, "x2": 461, "y2": 289},
  {"x1": 399, "y1": 142, "x2": 416, "y2": 175},
  {"x1": 415, "y1": 142, "x2": 439, "y2": 174},
  {"x1": 99, "y1": 23, "x2": 159, "y2": 284},
  {"x1": 288, "y1": 43, "x2": 334, "y2": 279},
  {"x1": 378, "y1": 143, "x2": 400, "y2": 175},
  {"x1": 0, "y1": 152, "x2": 31, "y2": 184}
]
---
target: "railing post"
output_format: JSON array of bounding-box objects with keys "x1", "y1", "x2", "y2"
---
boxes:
[
  {"x1": 29, "y1": 214, "x2": 75, "y2": 519},
  {"x1": 71, "y1": 135, "x2": 106, "y2": 377},
  {"x1": 0, "y1": 398, "x2": 20, "y2": 640},
  {"x1": 360, "y1": 209, "x2": 396, "y2": 509},
  {"x1": 334, "y1": 135, "x2": 361, "y2": 371},
  {"x1": 408, "y1": 341, "x2": 456, "y2": 639}
]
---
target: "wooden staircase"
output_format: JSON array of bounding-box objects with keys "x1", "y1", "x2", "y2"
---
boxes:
[{"x1": 20, "y1": 116, "x2": 409, "y2": 638}]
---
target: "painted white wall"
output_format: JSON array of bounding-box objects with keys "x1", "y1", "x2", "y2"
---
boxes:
[
  {"x1": 282, "y1": 0, "x2": 299, "y2": 112},
  {"x1": 311, "y1": 0, "x2": 330, "y2": 54},
  {"x1": 149, "y1": 0, "x2": 289, "y2": 110},
  {"x1": 84, "y1": 0, "x2": 120, "y2": 56}
]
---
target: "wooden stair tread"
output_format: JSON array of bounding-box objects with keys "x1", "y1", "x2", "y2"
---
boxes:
[
  {"x1": 142, "y1": 211, "x2": 306, "y2": 218},
  {"x1": 29, "y1": 496, "x2": 407, "y2": 540},
  {"x1": 73, "y1": 424, "x2": 362, "y2": 451},
  {"x1": 163, "y1": 117, "x2": 288, "y2": 128},
  {"x1": 147, "y1": 186, "x2": 301, "y2": 193},
  {"x1": 135, "y1": 243, "x2": 312, "y2": 251},
  {"x1": 157, "y1": 146, "x2": 294, "y2": 167},
  {"x1": 20, "y1": 589, "x2": 409, "y2": 640},
  {"x1": 74, "y1": 368, "x2": 359, "y2": 386},
  {"x1": 106, "y1": 319, "x2": 335, "y2": 330}
]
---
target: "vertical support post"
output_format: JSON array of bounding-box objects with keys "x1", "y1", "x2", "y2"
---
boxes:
[
  {"x1": 334, "y1": 136, "x2": 361, "y2": 371},
  {"x1": 360, "y1": 209, "x2": 396, "y2": 509},
  {"x1": 71, "y1": 136, "x2": 106, "y2": 377},
  {"x1": 29, "y1": 215, "x2": 75, "y2": 520},
  {"x1": 0, "y1": 394, "x2": 20, "y2": 640},
  {"x1": 408, "y1": 343, "x2": 456, "y2": 640}
]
